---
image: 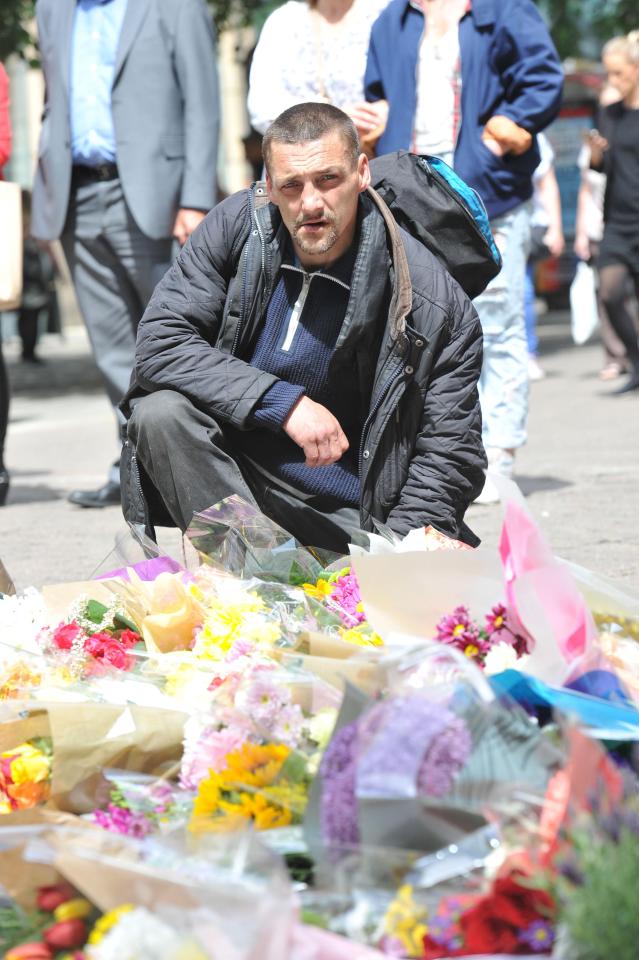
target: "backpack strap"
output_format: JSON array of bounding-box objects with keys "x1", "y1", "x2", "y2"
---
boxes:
[{"x1": 366, "y1": 186, "x2": 412, "y2": 346}]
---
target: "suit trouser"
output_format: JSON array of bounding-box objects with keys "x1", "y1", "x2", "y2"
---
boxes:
[
  {"x1": 61, "y1": 178, "x2": 172, "y2": 477},
  {"x1": 127, "y1": 389, "x2": 362, "y2": 554}
]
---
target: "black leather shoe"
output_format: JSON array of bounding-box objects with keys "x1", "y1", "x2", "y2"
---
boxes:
[
  {"x1": 612, "y1": 371, "x2": 639, "y2": 395},
  {"x1": 68, "y1": 480, "x2": 122, "y2": 508}
]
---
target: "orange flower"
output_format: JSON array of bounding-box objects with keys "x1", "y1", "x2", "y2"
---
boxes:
[{"x1": 8, "y1": 779, "x2": 50, "y2": 809}]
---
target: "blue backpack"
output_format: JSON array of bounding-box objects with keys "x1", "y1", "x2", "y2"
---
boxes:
[{"x1": 369, "y1": 150, "x2": 502, "y2": 300}]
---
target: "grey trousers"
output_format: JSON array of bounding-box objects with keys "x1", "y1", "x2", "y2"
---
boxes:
[
  {"x1": 61, "y1": 178, "x2": 173, "y2": 444},
  {"x1": 128, "y1": 389, "x2": 362, "y2": 553}
]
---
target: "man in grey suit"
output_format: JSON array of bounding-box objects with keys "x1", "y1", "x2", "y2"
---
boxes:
[{"x1": 32, "y1": 0, "x2": 219, "y2": 507}]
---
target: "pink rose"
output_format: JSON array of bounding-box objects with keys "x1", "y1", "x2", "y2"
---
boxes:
[{"x1": 52, "y1": 622, "x2": 82, "y2": 650}]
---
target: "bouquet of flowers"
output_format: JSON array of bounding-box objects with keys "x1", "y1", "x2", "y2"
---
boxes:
[
  {"x1": 1, "y1": 882, "x2": 96, "y2": 958},
  {"x1": 185, "y1": 665, "x2": 337, "y2": 834},
  {"x1": 40, "y1": 596, "x2": 142, "y2": 677},
  {"x1": 0, "y1": 737, "x2": 53, "y2": 814}
]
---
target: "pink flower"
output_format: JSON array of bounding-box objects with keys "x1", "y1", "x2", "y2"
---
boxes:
[
  {"x1": 179, "y1": 726, "x2": 246, "y2": 790},
  {"x1": 52, "y1": 622, "x2": 82, "y2": 650},
  {"x1": 83, "y1": 634, "x2": 132, "y2": 671},
  {"x1": 236, "y1": 674, "x2": 290, "y2": 728},
  {"x1": 118, "y1": 628, "x2": 141, "y2": 649},
  {"x1": 329, "y1": 572, "x2": 366, "y2": 627},
  {"x1": 485, "y1": 604, "x2": 530, "y2": 656},
  {"x1": 270, "y1": 703, "x2": 304, "y2": 748}
]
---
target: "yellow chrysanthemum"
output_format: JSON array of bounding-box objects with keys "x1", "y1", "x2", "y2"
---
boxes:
[
  {"x1": 302, "y1": 579, "x2": 334, "y2": 601},
  {"x1": 88, "y1": 904, "x2": 134, "y2": 944},
  {"x1": 383, "y1": 885, "x2": 429, "y2": 958},
  {"x1": 339, "y1": 625, "x2": 384, "y2": 647}
]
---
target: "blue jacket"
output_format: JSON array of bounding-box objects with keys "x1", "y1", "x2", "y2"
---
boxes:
[{"x1": 365, "y1": 0, "x2": 564, "y2": 219}]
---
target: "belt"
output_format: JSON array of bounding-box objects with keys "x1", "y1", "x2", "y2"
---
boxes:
[{"x1": 71, "y1": 162, "x2": 119, "y2": 185}]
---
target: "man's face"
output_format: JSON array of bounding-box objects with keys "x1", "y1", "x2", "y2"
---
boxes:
[{"x1": 266, "y1": 131, "x2": 370, "y2": 267}]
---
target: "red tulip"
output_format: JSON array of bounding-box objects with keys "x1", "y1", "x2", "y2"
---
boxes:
[
  {"x1": 4, "y1": 943, "x2": 54, "y2": 960},
  {"x1": 42, "y1": 918, "x2": 88, "y2": 949},
  {"x1": 36, "y1": 883, "x2": 76, "y2": 912}
]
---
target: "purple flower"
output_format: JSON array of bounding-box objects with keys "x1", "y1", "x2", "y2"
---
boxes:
[
  {"x1": 319, "y1": 721, "x2": 360, "y2": 850},
  {"x1": 94, "y1": 802, "x2": 153, "y2": 838},
  {"x1": 518, "y1": 919, "x2": 555, "y2": 952},
  {"x1": 417, "y1": 715, "x2": 472, "y2": 798},
  {"x1": 270, "y1": 703, "x2": 304, "y2": 748}
]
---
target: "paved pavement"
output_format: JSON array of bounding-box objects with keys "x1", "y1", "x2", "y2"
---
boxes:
[{"x1": 1, "y1": 313, "x2": 638, "y2": 594}]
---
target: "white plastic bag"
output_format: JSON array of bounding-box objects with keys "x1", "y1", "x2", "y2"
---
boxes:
[{"x1": 570, "y1": 260, "x2": 599, "y2": 345}]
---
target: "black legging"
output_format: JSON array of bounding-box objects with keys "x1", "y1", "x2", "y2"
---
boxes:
[
  {"x1": 599, "y1": 263, "x2": 639, "y2": 372},
  {"x1": 0, "y1": 337, "x2": 8, "y2": 472}
]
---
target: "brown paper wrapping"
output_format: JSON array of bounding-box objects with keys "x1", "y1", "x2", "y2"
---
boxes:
[
  {"x1": 41, "y1": 578, "x2": 127, "y2": 623},
  {"x1": 0, "y1": 809, "x2": 89, "y2": 909},
  {"x1": 2, "y1": 701, "x2": 188, "y2": 814},
  {"x1": 279, "y1": 651, "x2": 382, "y2": 696},
  {"x1": 0, "y1": 556, "x2": 15, "y2": 595}
]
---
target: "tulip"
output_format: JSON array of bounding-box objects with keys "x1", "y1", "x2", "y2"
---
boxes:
[
  {"x1": 36, "y1": 883, "x2": 76, "y2": 912},
  {"x1": 43, "y1": 918, "x2": 88, "y2": 950},
  {"x1": 53, "y1": 897, "x2": 93, "y2": 922},
  {"x1": 4, "y1": 943, "x2": 53, "y2": 960}
]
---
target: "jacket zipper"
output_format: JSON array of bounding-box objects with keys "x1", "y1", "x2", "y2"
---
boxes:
[
  {"x1": 282, "y1": 272, "x2": 311, "y2": 351},
  {"x1": 358, "y1": 357, "x2": 404, "y2": 477}
]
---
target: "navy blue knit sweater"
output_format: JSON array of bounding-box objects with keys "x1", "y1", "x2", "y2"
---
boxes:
[{"x1": 238, "y1": 243, "x2": 364, "y2": 504}]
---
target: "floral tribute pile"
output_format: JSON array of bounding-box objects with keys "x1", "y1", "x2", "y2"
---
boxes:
[{"x1": 1, "y1": 496, "x2": 639, "y2": 959}]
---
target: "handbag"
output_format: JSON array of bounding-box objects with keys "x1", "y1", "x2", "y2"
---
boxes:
[
  {"x1": 569, "y1": 260, "x2": 599, "y2": 346},
  {"x1": 0, "y1": 179, "x2": 23, "y2": 311}
]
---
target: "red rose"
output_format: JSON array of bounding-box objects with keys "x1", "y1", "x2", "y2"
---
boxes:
[
  {"x1": 36, "y1": 883, "x2": 76, "y2": 912},
  {"x1": 43, "y1": 918, "x2": 88, "y2": 949},
  {"x1": 118, "y1": 628, "x2": 141, "y2": 648},
  {"x1": 460, "y1": 874, "x2": 555, "y2": 955},
  {"x1": 52, "y1": 622, "x2": 82, "y2": 650}
]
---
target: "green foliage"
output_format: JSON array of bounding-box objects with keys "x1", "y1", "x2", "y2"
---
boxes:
[
  {"x1": 208, "y1": 0, "x2": 282, "y2": 35},
  {"x1": 562, "y1": 826, "x2": 639, "y2": 960},
  {"x1": 537, "y1": 0, "x2": 638, "y2": 59},
  {"x1": 0, "y1": 0, "x2": 35, "y2": 63}
]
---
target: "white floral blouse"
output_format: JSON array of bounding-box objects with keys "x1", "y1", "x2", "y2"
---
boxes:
[{"x1": 247, "y1": 0, "x2": 392, "y2": 134}]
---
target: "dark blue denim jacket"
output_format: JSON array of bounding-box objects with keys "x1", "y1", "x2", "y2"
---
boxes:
[{"x1": 364, "y1": 0, "x2": 564, "y2": 219}]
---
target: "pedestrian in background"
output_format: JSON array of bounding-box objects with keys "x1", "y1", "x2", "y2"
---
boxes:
[
  {"x1": 0, "y1": 62, "x2": 12, "y2": 506},
  {"x1": 247, "y1": 0, "x2": 391, "y2": 156},
  {"x1": 364, "y1": 0, "x2": 563, "y2": 502},
  {"x1": 18, "y1": 190, "x2": 55, "y2": 365},
  {"x1": 32, "y1": 0, "x2": 220, "y2": 508},
  {"x1": 587, "y1": 31, "x2": 639, "y2": 395},
  {"x1": 574, "y1": 83, "x2": 629, "y2": 381},
  {"x1": 525, "y1": 132, "x2": 565, "y2": 382}
]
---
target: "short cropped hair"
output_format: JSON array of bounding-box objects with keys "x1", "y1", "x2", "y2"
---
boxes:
[{"x1": 262, "y1": 102, "x2": 360, "y2": 172}]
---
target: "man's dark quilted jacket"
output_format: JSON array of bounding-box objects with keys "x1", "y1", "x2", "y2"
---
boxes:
[{"x1": 121, "y1": 185, "x2": 487, "y2": 545}]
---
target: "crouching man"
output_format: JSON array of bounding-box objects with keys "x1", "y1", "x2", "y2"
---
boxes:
[{"x1": 121, "y1": 103, "x2": 486, "y2": 552}]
